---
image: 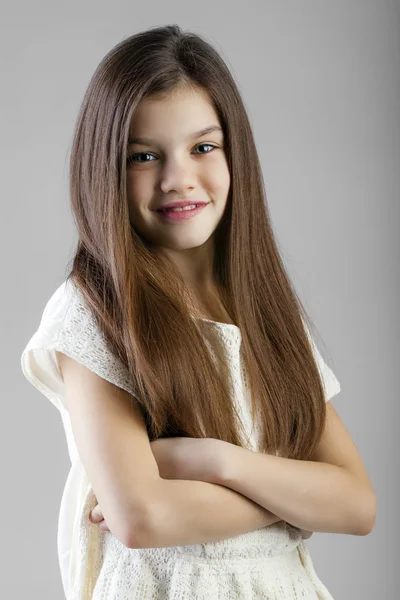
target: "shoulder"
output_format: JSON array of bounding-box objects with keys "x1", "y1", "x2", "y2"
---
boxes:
[
  {"x1": 33, "y1": 278, "x2": 81, "y2": 333},
  {"x1": 21, "y1": 278, "x2": 137, "y2": 412},
  {"x1": 36, "y1": 278, "x2": 101, "y2": 348}
]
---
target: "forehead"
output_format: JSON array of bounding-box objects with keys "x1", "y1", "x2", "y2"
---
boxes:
[{"x1": 129, "y1": 88, "x2": 221, "y2": 143}]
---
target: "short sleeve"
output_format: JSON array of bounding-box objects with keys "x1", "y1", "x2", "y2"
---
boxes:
[
  {"x1": 20, "y1": 279, "x2": 138, "y2": 413},
  {"x1": 303, "y1": 321, "x2": 341, "y2": 403}
]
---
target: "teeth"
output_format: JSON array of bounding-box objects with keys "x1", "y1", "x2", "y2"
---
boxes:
[{"x1": 166, "y1": 205, "x2": 198, "y2": 212}]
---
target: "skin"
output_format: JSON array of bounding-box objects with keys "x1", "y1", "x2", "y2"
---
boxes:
[
  {"x1": 90, "y1": 437, "x2": 313, "y2": 538},
  {"x1": 126, "y1": 85, "x2": 231, "y2": 310}
]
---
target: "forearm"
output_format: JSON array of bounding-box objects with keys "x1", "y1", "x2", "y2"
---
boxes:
[
  {"x1": 220, "y1": 445, "x2": 375, "y2": 535},
  {"x1": 134, "y1": 478, "x2": 282, "y2": 549}
]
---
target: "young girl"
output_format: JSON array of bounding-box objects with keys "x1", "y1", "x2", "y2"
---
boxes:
[{"x1": 21, "y1": 24, "x2": 376, "y2": 599}]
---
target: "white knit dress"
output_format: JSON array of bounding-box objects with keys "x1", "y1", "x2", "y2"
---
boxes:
[{"x1": 21, "y1": 279, "x2": 341, "y2": 599}]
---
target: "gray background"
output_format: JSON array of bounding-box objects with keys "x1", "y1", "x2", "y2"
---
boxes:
[{"x1": 2, "y1": 1, "x2": 399, "y2": 598}]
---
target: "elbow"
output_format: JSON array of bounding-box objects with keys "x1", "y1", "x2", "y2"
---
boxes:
[
  {"x1": 355, "y1": 490, "x2": 377, "y2": 536},
  {"x1": 124, "y1": 520, "x2": 151, "y2": 549},
  {"x1": 124, "y1": 511, "x2": 155, "y2": 549},
  {"x1": 122, "y1": 481, "x2": 163, "y2": 549},
  {"x1": 123, "y1": 499, "x2": 161, "y2": 549}
]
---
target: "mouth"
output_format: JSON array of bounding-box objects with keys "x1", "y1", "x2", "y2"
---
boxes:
[{"x1": 153, "y1": 203, "x2": 209, "y2": 223}]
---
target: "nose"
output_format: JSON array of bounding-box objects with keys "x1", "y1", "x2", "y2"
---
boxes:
[{"x1": 159, "y1": 158, "x2": 197, "y2": 196}]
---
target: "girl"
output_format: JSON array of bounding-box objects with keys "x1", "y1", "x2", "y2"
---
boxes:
[{"x1": 21, "y1": 24, "x2": 376, "y2": 599}]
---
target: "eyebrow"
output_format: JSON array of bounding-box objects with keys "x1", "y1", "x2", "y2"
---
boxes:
[{"x1": 128, "y1": 125, "x2": 223, "y2": 146}]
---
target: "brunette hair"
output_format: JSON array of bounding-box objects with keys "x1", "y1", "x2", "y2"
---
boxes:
[{"x1": 66, "y1": 24, "x2": 331, "y2": 459}]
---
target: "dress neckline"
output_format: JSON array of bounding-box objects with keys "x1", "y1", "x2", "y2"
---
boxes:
[{"x1": 196, "y1": 316, "x2": 241, "y2": 332}]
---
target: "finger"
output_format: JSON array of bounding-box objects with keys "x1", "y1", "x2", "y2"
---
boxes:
[
  {"x1": 98, "y1": 520, "x2": 110, "y2": 532},
  {"x1": 90, "y1": 508, "x2": 102, "y2": 523},
  {"x1": 301, "y1": 530, "x2": 313, "y2": 539}
]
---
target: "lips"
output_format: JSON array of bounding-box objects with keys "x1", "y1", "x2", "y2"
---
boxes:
[
  {"x1": 154, "y1": 201, "x2": 209, "y2": 211},
  {"x1": 154, "y1": 202, "x2": 209, "y2": 222}
]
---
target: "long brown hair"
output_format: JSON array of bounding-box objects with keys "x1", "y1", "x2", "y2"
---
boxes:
[{"x1": 66, "y1": 24, "x2": 331, "y2": 460}]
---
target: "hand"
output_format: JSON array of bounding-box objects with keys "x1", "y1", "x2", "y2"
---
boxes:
[
  {"x1": 287, "y1": 521, "x2": 314, "y2": 540},
  {"x1": 89, "y1": 501, "x2": 109, "y2": 531},
  {"x1": 299, "y1": 529, "x2": 314, "y2": 540},
  {"x1": 149, "y1": 436, "x2": 225, "y2": 484}
]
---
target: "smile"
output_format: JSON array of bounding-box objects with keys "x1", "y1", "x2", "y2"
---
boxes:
[{"x1": 154, "y1": 203, "x2": 209, "y2": 222}]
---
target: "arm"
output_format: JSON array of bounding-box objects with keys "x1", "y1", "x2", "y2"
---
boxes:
[
  {"x1": 214, "y1": 402, "x2": 376, "y2": 536},
  {"x1": 58, "y1": 352, "x2": 284, "y2": 550},
  {"x1": 133, "y1": 478, "x2": 283, "y2": 549},
  {"x1": 130, "y1": 436, "x2": 314, "y2": 549}
]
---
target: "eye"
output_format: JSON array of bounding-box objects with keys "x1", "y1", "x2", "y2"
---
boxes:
[
  {"x1": 126, "y1": 143, "x2": 218, "y2": 165},
  {"x1": 193, "y1": 143, "x2": 218, "y2": 155},
  {"x1": 126, "y1": 151, "x2": 156, "y2": 165}
]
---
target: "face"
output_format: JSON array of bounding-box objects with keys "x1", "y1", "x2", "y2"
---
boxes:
[{"x1": 126, "y1": 86, "x2": 230, "y2": 283}]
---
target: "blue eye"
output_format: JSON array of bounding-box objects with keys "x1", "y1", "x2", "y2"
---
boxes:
[
  {"x1": 193, "y1": 143, "x2": 217, "y2": 155},
  {"x1": 126, "y1": 143, "x2": 217, "y2": 165},
  {"x1": 127, "y1": 152, "x2": 155, "y2": 164}
]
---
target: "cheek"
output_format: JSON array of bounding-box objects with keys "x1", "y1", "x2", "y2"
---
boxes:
[
  {"x1": 223, "y1": 167, "x2": 231, "y2": 191},
  {"x1": 212, "y1": 162, "x2": 230, "y2": 195},
  {"x1": 126, "y1": 173, "x2": 151, "y2": 211},
  {"x1": 126, "y1": 177, "x2": 146, "y2": 228}
]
